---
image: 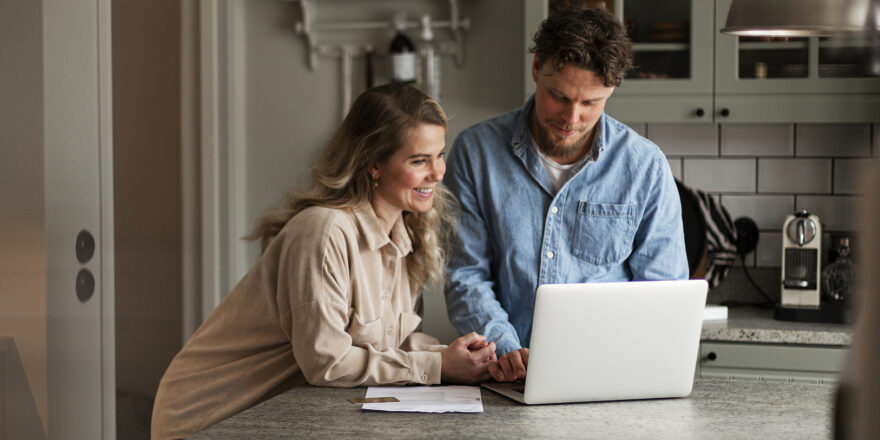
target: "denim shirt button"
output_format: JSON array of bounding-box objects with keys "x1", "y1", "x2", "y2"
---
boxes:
[
  {"x1": 546, "y1": 251, "x2": 554, "y2": 259},
  {"x1": 550, "y1": 206, "x2": 558, "y2": 214}
]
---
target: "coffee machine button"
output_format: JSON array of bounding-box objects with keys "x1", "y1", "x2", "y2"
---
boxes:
[{"x1": 787, "y1": 217, "x2": 817, "y2": 246}]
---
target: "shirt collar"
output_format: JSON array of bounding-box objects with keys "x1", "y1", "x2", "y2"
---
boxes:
[
  {"x1": 353, "y1": 203, "x2": 413, "y2": 256},
  {"x1": 592, "y1": 114, "x2": 606, "y2": 161},
  {"x1": 510, "y1": 95, "x2": 535, "y2": 156}
]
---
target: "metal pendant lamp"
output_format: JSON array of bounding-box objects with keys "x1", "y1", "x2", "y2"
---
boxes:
[{"x1": 721, "y1": 0, "x2": 880, "y2": 36}]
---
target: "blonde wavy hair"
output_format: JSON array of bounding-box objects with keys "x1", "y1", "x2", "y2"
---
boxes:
[{"x1": 246, "y1": 83, "x2": 457, "y2": 290}]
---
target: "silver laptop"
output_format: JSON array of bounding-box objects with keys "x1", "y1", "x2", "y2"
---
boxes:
[{"x1": 482, "y1": 279, "x2": 708, "y2": 405}]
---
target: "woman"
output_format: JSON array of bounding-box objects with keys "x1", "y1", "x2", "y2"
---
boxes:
[{"x1": 151, "y1": 84, "x2": 496, "y2": 439}]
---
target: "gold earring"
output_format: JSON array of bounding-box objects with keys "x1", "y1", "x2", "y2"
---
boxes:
[{"x1": 372, "y1": 175, "x2": 379, "y2": 189}]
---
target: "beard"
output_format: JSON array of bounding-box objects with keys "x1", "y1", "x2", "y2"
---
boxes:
[{"x1": 530, "y1": 113, "x2": 592, "y2": 163}]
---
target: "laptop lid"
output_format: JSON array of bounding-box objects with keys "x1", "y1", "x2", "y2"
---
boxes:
[{"x1": 502, "y1": 279, "x2": 707, "y2": 405}]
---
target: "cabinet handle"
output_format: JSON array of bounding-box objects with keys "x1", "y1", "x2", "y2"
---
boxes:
[
  {"x1": 704, "y1": 352, "x2": 717, "y2": 361},
  {"x1": 695, "y1": 108, "x2": 705, "y2": 117},
  {"x1": 719, "y1": 108, "x2": 731, "y2": 117}
]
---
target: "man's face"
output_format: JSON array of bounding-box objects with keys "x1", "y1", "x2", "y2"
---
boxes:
[{"x1": 530, "y1": 56, "x2": 615, "y2": 164}]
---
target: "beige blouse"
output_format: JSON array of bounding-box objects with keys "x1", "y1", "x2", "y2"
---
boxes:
[{"x1": 151, "y1": 204, "x2": 445, "y2": 439}]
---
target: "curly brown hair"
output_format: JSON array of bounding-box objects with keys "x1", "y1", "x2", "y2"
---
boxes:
[{"x1": 529, "y1": 7, "x2": 633, "y2": 87}]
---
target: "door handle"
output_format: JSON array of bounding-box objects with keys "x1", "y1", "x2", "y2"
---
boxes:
[{"x1": 75, "y1": 229, "x2": 95, "y2": 302}]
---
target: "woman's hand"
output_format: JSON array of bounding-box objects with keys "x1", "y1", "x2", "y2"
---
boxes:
[
  {"x1": 440, "y1": 332, "x2": 497, "y2": 384},
  {"x1": 488, "y1": 347, "x2": 529, "y2": 382}
]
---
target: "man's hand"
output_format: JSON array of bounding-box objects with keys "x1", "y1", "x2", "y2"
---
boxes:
[
  {"x1": 488, "y1": 348, "x2": 529, "y2": 382},
  {"x1": 440, "y1": 332, "x2": 497, "y2": 384}
]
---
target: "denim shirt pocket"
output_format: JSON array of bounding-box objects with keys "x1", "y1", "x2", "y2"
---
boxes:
[{"x1": 572, "y1": 201, "x2": 636, "y2": 265}]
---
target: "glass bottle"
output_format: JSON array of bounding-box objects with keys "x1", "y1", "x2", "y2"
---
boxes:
[
  {"x1": 822, "y1": 237, "x2": 855, "y2": 302},
  {"x1": 389, "y1": 14, "x2": 416, "y2": 84},
  {"x1": 419, "y1": 15, "x2": 440, "y2": 100}
]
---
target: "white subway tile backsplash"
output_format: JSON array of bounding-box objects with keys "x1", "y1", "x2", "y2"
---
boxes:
[
  {"x1": 758, "y1": 159, "x2": 831, "y2": 193},
  {"x1": 672, "y1": 122, "x2": 868, "y2": 272},
  {"x1": 834, "y1": 158, "x2": 871, "y2": 194},
  {"x1": 667, "y1": 158, "x2": 682, "y2": 180},
  {"x1": 756, "y1": 231, "x2": 782, "y2": 268},
  {"x1": 648, "y1": 124, "x2": 718, "y2": 156},
  {"x1": 796, "y1": 195, "x2": 863, "y2": 232},
  {"x1": 683, "y1": 158, "x2": 755, "y2": 193},
  {"x1": 721, "y1": 195, "x2": 794, "y2": 229},
  {"x1": 796, "y1": 124, "x2": 871, "y2": 157},
  {"x1": 720, "y1": 124, "x2": 794, "y2": 156}
]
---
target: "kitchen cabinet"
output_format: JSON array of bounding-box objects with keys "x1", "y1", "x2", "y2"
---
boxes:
[
  {"x1": 603, "y1": 0, "x2": 716, "y2": 123},
  {"x1": 698, "y1": 307, "x2": 851, "y2": 383},
  {"x1": 712, "y1": 0, "x2": 880, "y2": 123},
  {"x1": 699, "y1": 342, "x2": 848, "y2": 383},
  {"x1": 594, "y1": 0, "x2": 880, "y2": 123}
]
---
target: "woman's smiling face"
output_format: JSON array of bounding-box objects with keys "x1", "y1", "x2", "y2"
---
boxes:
[{"x1": 371, "y1": 123, "x2": 447, "y2": 226}]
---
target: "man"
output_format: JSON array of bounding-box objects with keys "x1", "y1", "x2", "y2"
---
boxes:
[{"x1": 443, "y1": 8, "x2": 688, "y2": 383}]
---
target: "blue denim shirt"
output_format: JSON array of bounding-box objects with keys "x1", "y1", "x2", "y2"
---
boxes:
[{"x1": 443, "y1": 97, "x2": 688, "y2": 355}]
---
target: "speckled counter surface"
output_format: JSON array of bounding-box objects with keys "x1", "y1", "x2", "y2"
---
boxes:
[
  {"x1": 190, "y1": 379, "x2": 835, "y2": 439},
  {"x1": 701, "y1": 306, "x2": 852, "y2": 345}
]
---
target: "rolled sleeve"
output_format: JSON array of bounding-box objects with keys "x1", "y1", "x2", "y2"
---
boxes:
[
  {"x1": 407, "y1": 351, "x2": 442, "y2": 384},
  {"x1": 400, "y1": 332, "x2": 445, "y2": 352}
]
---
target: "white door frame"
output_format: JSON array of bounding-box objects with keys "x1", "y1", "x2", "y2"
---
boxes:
[
  {"x1": 185, "y1": 0, "x2": 250, "y2": 330},
  {"x1": 43, "y1": 0, "x2": 115, "y2": 438}
]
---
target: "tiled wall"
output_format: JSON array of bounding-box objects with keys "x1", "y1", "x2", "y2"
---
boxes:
[{"x1": 630, "y1": 123, "x2": 876, "y2": 300}]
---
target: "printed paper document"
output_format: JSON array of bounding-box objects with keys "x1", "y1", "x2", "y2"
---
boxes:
[{"x1": 361, "y1": 385, "x2": 483, "y2": 413}]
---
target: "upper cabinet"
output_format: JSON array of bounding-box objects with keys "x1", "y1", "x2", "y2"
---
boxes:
[
  {"x1": 712, "y1": 0, "x2": 880, "y2": 123},
  {"x1": 596, "y1": 0, "x2": 880, "y2": 123},
  {"x1": 604, "y1": 0, "x2": 715, "y2": 123}
]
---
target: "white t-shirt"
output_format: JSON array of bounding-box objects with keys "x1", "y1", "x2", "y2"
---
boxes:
[{"x1": 532, "y1": 142, "x2": 591, "y2": 193}]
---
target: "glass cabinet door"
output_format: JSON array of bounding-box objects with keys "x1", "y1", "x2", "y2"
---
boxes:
[
  {"x1": 714, "y1": 0, "x2": 880, "y2": 123},
  {"x1": 614, "y1": 0, "x2": 714, "y2": 96},
  {"x1": 617, "y1": 0, "x2": 709, "y2": 91},
  {"x1": 818, "y1": 35, "x2": 879, "y2": 79},
  {"x1": 716, "y1": 34, "x2": 879, "y2": 94},
  {"x1": 545, "y1": 0, "x2": 713, "y2": 94},
  {"x1": 715, "y1": 0, "x2": 880, "y2": 95},
  {"x1": 599, "y1": 0, "x2": 715, "y2": 122},
  {"x1": 734, "y1": 37, "x2": 810, "y2": 80}
]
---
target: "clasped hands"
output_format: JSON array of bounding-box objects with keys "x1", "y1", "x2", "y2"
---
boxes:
[{"x1": 440, "y1": 332, "x2": 528, "y2": 384}]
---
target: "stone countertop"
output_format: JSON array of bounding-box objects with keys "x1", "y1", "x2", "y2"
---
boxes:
[
  {"x1": 701, "y1": 306, "x2": 852, "y2": 345},
  {"x1": 191, "y1": 379, "x2": 836, "y2": 439}
]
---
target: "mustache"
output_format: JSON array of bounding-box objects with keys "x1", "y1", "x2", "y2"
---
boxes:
[{"x1": 548, "y1": 120, "x2": 586, "y2": 132}]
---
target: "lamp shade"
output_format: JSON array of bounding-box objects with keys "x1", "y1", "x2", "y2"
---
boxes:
[{"x1": 721, "y1": 0, "x2": 879, "y2": 36}]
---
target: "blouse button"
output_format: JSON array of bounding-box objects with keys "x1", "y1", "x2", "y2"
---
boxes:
[
  {"x1": 421, "y1": 374, "x2": 428, "y2": 381},
  {"x1": 386, "y1": 327, "x2": 393, "y2": 335}
]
